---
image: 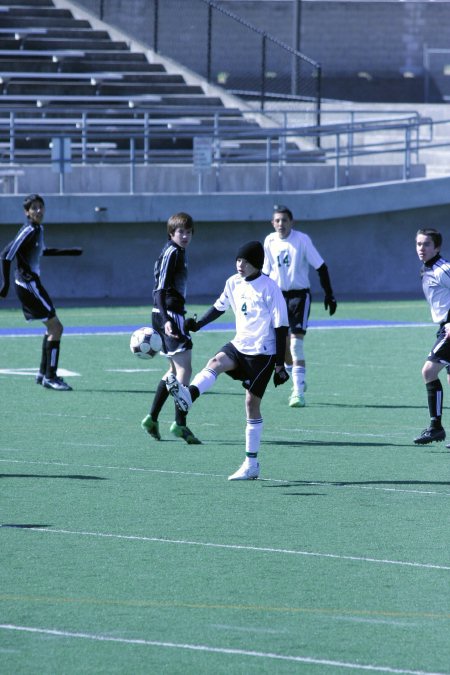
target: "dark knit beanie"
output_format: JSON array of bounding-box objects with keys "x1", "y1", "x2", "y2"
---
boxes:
[{"x1": 236, "y1": 240, "x2": 264, "y2": 270}]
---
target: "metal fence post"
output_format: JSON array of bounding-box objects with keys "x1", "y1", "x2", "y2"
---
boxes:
[
  {"x1": 265, "y1": 137, "x2": 271, "y2": 193},
  {"x1": 261, "y1": 33, "x2": 267, "y2": 111},
  {"x1": 130, "y1": 137, "x2": 135, "y2": 194},
  {"x1": 404, "y1": 126, "x2": 411, "y2": 180},
  {"x1": 9, "y1": 111, "x2": 15, "y2": 163},
  {"x1": 207, "y1": 3, "x2": 212, "y2": 82},
  {"x1": 316, "y1": 64, "x2": 322, "y2": 148},
  {"x1": 153, "y1": 0, "x2": 159, "y2": 53},
  {"x1": 334, "y1": 133, "x2": 340, "y2": 189}
]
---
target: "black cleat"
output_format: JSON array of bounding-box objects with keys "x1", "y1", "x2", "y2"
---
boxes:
[
  {"x1": 42, "y1": 376, "x2": 72, "y2": 391},
  {"x1": 413, "y1": 427, "x2": 446, "y2": 445}
]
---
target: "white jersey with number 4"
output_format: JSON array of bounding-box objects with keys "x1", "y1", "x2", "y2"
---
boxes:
[
  {"x1": 263, "y1": 229, "x2": 324, "y2": 291},
  {"x1": 214, "y1": 273, "x2": 288, "y2": 355}
]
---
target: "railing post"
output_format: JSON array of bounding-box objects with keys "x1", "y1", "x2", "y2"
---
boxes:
[
  {"x1": 130, "y1": 137, "x2": 135, "y2": 194},
  {"x1": 291, "y1": 0, "x2": 301, "y2": 96},
  {"x1": 261, "y1": 33, "x2": 267, "y2": 111},
  {"x1": 153, "y1": 0, "x2": 159, "y2": 53},
  {"x1": 265, "y1": 137, "x2": 272, "y2": 193},
  {"x1": 144, "y1": 112, "x2": 149, "y2": 164},
  {"x1": 316, "y1": 64, "x2": 322, "y2": 148},
  {"x1": 207, "y1": 2, "x2": 212, "y2": 82},
  {"x1": 9, "y1": 111, "x2": 15, "y2": 163},
  {"x1": 334, "y1": 133, "x2": 340, "y2": 189},
  {"x1": 423, "y1": 44, "x2": 429, "y2": 103},
  {"x1": 404, "y1": 126, "x2": 411, "y2": 180},
  {"x1": 81, "y1": 112, "x2": 87, "y2": 165}
]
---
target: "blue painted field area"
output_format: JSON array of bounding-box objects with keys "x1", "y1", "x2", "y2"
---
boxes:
[{"x1": 0, "y1": 318, "x2": 431, "y2": 337}]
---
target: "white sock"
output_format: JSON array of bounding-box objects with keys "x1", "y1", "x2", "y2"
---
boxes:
[
  {"x1": 245, "y1": 418, "x2": 263, "y2": 465},
  {"x1": 191, "y1": 367, "x2": 217, "y2": 395},
  {"x1": 292, "y1": 366, "x2": 306, "y2": 395}
]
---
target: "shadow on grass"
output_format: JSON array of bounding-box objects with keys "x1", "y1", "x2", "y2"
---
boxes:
[
  {"x1": 1, "y1": 524, "x2": 50, "y2": 528},
  {"x1": 317, "y1": 402, "x2": 423, "y2": 410},
  {"x1": 265, "y1": 479, "x2": 450, "y2": 488},
  {"x1": 0, "y1": 473, "x2": 107, "y2": 480},
  {"x1": 262, "y1": 439, "x2": 407, "y2": 448}
]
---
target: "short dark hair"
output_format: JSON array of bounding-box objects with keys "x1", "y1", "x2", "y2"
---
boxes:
[
  {"x1": 167, "y1": 212, "x2": 194, "y2": 237},
  {"x1": 273, "y1": 204, "x2": 293, "y2": 220},
  {"x1": 416, "y1": 228, "x2": 442, "y2": 249},
  {"x1": 23, "y1": 193, "x2": 45, "y2": 211}
]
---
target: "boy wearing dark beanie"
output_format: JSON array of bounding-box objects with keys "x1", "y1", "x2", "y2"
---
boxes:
[{"x1": 166, "y1": 240, "x2": 290, "y2": 480}]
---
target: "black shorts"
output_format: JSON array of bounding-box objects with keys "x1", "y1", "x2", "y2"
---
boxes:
[
  {"x1": 283, "y1": 289, "x2": 311, "y2": 335},
  {"x1": 220, "y1": 342, "x2": 276, "y2": 399},
  {"x1": 152, "y1": 309, "x2": 193, "y2": 357},
  {"x1": 427, "y1": 325, "x2": 450, "y2": 365},
  {"x1": 15, "y1": 278, "x2": 56, "y2": 322}
]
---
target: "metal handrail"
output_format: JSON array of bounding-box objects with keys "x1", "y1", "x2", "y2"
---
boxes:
[{"x1": 0, "y1": 106, "x2": 436, "y2": 192}]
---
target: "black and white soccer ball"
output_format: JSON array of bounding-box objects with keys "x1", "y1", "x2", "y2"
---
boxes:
[{"x1": 130, "y1": 326, "x2": 162, "y2": 359}]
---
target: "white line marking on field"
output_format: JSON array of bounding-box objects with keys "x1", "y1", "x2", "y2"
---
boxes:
[
  {"x1": 9, "y1": 526, "x2": 450, "y2": 572},
  {"x1": 105, "y1": 369, "x2": 160, "y2": 373},
  {"x1": 0, "y1": 624, "x2": 447, "y2": 674},
  {"x1": 0, "y1": 368, "x2": 79, "y2": 377},
  {"x1": 1, "y1": 458, "x2": 450, "y2": 497}
]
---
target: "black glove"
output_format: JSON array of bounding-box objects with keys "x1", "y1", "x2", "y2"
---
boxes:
[
  {"x1": 273, "y1": 367, "x2": 290, "y2": 387},
  {"x1": 324, "y1": 295, "x2": 337, "y2": 316},
  {"x1": 184, "y1": 315, "x2": 199, "y2": 333},
  {"x1": 0, "y1": 283, "x2": 9, "y2": 298}
]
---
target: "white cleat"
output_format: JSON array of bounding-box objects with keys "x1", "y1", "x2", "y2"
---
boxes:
[
  {"x1": 166, "y1": 373, "x2": 192, "y2": 412},
  {"x1": 228, "y1": 461, "x2": 260, "y2": 481}
]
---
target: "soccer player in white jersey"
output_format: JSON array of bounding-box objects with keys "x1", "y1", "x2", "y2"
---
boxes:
[
  {"x1": 166, "y1": 240, "x2": 290, "y2": 480},
  {"x1": 414, "y1": 228, "x2": 450, "y2": 445},
  {"x1": 263, "y1": 205, "x2": 337, "y2": 408}
]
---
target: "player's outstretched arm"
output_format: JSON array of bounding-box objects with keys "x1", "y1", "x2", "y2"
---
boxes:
[
  {"x1": 43, "y1": 247, "x2": 83, "y2": 256},
  {"x1": 184, "y1": 306, "x2": 224, "y2": 333}
]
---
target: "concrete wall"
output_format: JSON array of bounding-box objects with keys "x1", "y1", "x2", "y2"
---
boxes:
[
  {"x1": 2, "y1": 177, "x2": 450, "y2": 302},
  {"x1": 2, "y1": 164, "x2": 426, "y2": 195}
]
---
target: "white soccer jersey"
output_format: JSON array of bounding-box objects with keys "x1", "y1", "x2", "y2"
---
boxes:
[
  {"x1": 421, "y1": 255, "x2": 450, "y2": 324},
  {"x1": 214, "y1": 273, "x2": 288, "y2": 355},
  {"x1": 263, "y1": 229, "x2": 324, "y2": 291}
]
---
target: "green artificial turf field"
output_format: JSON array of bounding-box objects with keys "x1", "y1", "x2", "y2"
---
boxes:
[{"x1": 1, "y1": 301, "x2": 450, "y2": 674}]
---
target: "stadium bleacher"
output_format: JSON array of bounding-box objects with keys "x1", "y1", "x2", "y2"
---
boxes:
[{"x1": 0, "y1": 0, "x2": 267, "y2": 166}]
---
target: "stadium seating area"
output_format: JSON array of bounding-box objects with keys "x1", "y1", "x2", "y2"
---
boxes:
[{"x1": 0, "y1": 0, "x2": 278, "y2": 165}]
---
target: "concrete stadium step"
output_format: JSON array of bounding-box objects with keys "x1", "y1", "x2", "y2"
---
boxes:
[
  {"x1": 0, "y1": 0, "x2": 53, "y2": 5},
  {"x1": 0, "y1": 6, "x2": 73, "y2": 18},
  {"x1": 23, "y1": 38, "x2": 129, "y2": 50},
  {"x1": 4, "y1": 82, "x2": 205, "y2": 96},
  {"x1": 0, "y1": 16, "x2": 91, "y2": 29}
]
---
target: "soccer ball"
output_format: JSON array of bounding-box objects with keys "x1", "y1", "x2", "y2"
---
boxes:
[{"x1": 130, "y1": 326, "x2": 162, "y2": 359}]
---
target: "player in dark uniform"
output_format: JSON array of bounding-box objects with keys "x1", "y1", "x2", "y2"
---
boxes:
[
  {"x1": 414, "y1": 228, "x2": 450, "y2": 445},
  {"x1": 141, "y1": 212, "x2": 201, "y2": 444},
  {"x1": 0, "y1": 193, "x2": 82, "y2": 390}
]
